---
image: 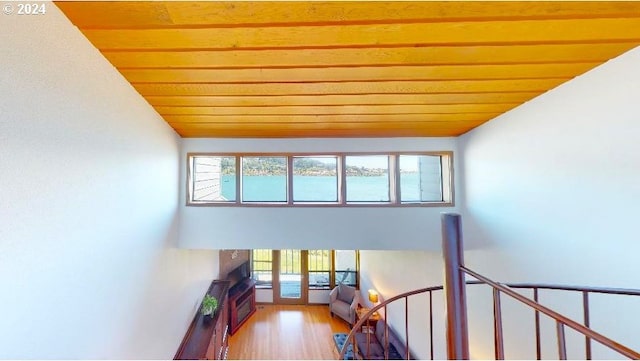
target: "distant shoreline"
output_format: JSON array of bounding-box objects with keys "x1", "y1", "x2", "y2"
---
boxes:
[{"x1": 229, "y1": 169, "x2": 418, "y2": 177}]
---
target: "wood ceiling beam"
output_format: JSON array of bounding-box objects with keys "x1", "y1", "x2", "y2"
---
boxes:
[
  {"x1": 103, "y1": 43, "x2": 638, "y2": 68},
  {"x1": 133, "y1": 79, "x2": 568, "y2": 97},
  {"x1": 83, "y1": 18, "x2": 640, "y2": 50},
  {"x1": 145, "y1": 92, "x2": 541, "y2": 107},
  {"x1": 121, "y1": 63, "x2": 600, "y2": 84},
  {"x1": 163, "y1": 113, "x2": 497, "y2": 124},
  {"x1": 171, "y1": 122, "x2": 484, "y2": 135},
  {"x1": 55, "y1": 2, "x2": 640, "y2": 29},
  {"x1": 176, "y1": 128, "x2": 472, "y2": 138},
  {"x1": 154, "y1": 104, "x2": 517, "y2": 116}
]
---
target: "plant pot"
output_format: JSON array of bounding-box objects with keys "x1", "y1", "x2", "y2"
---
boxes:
[{"x1": 202, "y1": 313, "x2": 213, "y2": 324}]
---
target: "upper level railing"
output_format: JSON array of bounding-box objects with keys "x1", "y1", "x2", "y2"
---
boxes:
[
  {"x1": 338, "y1": 213, "x2": 640, "y2": 360},
  {"x1": 338, "y1": 285, "x2": 441, "y2": 360},
  {"x1": 502, "y1": 283, "x2": 640, "y2": 359},
  {"x1": 443, "y1": 212, "x2": 640, "y2": 360}
]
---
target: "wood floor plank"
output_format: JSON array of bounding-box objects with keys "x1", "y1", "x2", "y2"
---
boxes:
[{"x1": 227, "y1": 304, "x2": 350, "y2": 360}]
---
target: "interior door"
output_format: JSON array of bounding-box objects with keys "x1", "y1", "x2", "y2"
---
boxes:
[{"x1": 273, "y1": 249, "x2": 308, "y2": 304}]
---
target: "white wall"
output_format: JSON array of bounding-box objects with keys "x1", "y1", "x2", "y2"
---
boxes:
[
  {"x1": 179, "y1": 138, "x2": 458, "y2": 250},
  {"x1": 0, "y1": 5, "x2": 218, "y2": 358},
  {"x1": 459, "y1": 45, "x2": 640, "y2": 359},
  {"x1": 359, "y1": 250, "x2": 446, "y2": 360}
]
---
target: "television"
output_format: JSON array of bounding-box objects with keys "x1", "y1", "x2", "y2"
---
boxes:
[{"x1": 227, "y1": 261, "x2": 250, "y2": 292}]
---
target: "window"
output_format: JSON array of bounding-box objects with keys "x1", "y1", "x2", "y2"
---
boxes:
[
  {"x1": 187, "y1": 152, "x2": 453, "y2": 206},
  {"x1": 345, "y1": 155, "x2": 390, "y2": 203},
  {"x1": 334, "y1": 250, "x2": 358, "y2": 287},
  {"x1": 293, "y1": 156, "x2": 338, "y2": 202},
  {"x1": 251, "y1": 249, "x2": 273, "y2": 288},
  {"x1": 308, "y1": 250, "x2": 331, "y2": 289},
  {"x1": 251, "y1": 249, "x2": 358, "y2": 290},
  {"x1": 189, "y1": 156, "x2": 236, "y2": 202},
  {"x1": 242, "y1": 157, "x2": 287, "y2": 202}
]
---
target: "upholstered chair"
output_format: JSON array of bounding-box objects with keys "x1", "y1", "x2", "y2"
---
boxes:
[{"x1": 329, "y1": 283, "x2": 361, "y2": 327}]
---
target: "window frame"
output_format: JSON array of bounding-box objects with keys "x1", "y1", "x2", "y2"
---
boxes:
[
  {"x1": 240, "y1": 156, "x2": 289, "y2": 204},
  {"x1": 188, "y1": 155, "x2": 237, "y2": 204},
  {"x1": 251, "y1": 249, "x2": 274, "y2": 289},
  {"x1": 307, "y1": 249, "x2": 332, "y2": 290},
  {"x1": 344, "y1": 154, "x2": 391, "y2": 203},
  {"x1": 292, "y1": 155, "x2": 340, "y2": 203},
  {"x1": 251, "y1": 249, "x2": 360, "y2": 290},
  {"x1": 186, "y1": 152, "x2": 454, "y2": 207}
]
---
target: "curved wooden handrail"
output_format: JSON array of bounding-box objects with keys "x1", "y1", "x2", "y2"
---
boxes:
[
  {"x1": 338, "y1": 286, "x2": 442, "y2": 360},
  {"x1": 502, "y1": 282, "x2": 640, "y2": 296},
  {"x1": 337, "y1": 278, "x2": 640, "y2": 360},
  {"x1": 461, "y1": 266, "x2": 640, "y2": 360}
]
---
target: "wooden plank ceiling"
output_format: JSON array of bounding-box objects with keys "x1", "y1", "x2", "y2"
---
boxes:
[{"x1": 56, "y1": 2, "x2": 640, "y2": 138}]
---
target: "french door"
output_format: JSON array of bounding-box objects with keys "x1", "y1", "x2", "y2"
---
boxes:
[{"x1": 273, "y1": 250, "x2": 308, "y2": 305}]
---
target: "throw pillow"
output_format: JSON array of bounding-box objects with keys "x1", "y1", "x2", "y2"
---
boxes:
[{"x1": 338, "y1": 283, "x2": 355, "y2": 304}]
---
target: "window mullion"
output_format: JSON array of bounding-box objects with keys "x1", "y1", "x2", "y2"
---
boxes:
[
  {"x1": 235, "y1": 155, "x2": 241, "y2": 204},
  {"x1": 339, "y1": 155, "x2": 347, "y2": 205},
  {"x1": 389, "y1": 155, "x2": 399, "y2": 204},
  {"x1": 287, "y1": 156, "x2": 294, "y2": 205}
]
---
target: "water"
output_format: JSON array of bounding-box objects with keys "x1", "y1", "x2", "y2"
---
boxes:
[{"x1": 220, "y1": 173, "x2": 432, "y2": 202}]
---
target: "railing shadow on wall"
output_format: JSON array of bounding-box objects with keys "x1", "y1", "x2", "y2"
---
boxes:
[{"x1": 338, "y1": 213, "x2": 640, "y2": 360}]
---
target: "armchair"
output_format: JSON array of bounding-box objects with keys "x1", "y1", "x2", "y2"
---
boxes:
[{"x1": 329, "y1": 283, "x2": 361, "y2": 327}]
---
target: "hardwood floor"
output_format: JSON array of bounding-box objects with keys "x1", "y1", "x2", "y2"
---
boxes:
[{"x1": 227, "y1": 304, "x2": 350, "y2": 359}]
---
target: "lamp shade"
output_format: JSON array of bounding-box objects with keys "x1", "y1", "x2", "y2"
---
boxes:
[{"x1": 368, "y1": 289, "x2": 379, "y2": 303}]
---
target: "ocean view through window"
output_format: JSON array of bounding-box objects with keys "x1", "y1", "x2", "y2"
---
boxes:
[
  {"x1": 242, "y1": 156, "x2": 287, "y2": 202},
  {"x1": 345, "y1": 155, "x2": 390, "y2": 202},
  {"x1": 293, "y1": 156, "x2": 338, "y2": 202},
  {"x1": 187, "y1": 152, "x2": 453, "y2": 206}
]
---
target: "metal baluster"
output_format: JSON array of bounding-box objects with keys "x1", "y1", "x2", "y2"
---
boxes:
[
  {"x1": 385, "y1": 304, "x2": 389, "y2": 360},
  {"x1": 583, "y1": 291, "x2": 592, "y2": 360},
  {"x1": 429, "y1": 290, "x2": 434, "y2": 360},
  {"x1": 405, "y1": 296, "x2": 409, "y2": 360},
  {"x1": 493, "y1": 289, "x2": 505, "y2": 359},
  {"x1": 534, "y1": 288, "x2": 541, "y2": 360},
  {"x1": 557, "y1": 321, "x2": 567, "y2": 360}
]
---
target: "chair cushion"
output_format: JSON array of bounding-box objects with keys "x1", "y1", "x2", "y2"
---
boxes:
[
  {"x1": 332, "y1": 299, "x2": 351, "y2": 318},
  {"x1": 338, "y1": 284, "x2": 355, "y2": 304}
]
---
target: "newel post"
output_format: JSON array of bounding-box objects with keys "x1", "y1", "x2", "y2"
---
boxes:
[{"x1": 442, "y1": 213, "x2": 470, "y2": 359}]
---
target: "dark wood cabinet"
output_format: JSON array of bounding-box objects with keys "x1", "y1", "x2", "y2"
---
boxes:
[
  {"x1": 175, "y1": 280, "x2": 230, "y2": 360},
  {"x1": 228, "y1": 278, "x2": 256, "y2": 335}
]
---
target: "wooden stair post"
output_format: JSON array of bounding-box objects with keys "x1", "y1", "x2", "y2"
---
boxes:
[{"x1": 442, "y1": 213, "x2": 470, "y2": 360}]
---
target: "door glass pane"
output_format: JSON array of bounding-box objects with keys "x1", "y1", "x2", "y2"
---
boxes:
[{"x1": 280, "y1": 250, "x2": 302, "y2": 299}]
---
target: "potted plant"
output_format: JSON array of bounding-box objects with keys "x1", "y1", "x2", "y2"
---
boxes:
[{"x1": 201, "y1": 294, "x2": 218, "y2": 318}]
